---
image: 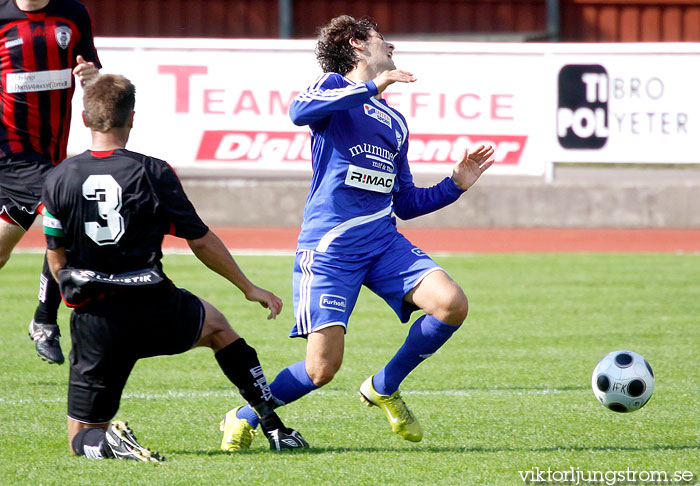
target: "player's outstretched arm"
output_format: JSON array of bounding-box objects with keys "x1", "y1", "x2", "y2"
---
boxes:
[
  {"x1": 188, "y1": 230, "x2": 283, "y2": 320},
  {"x1": 451, "y1": 144, "x2": 495, "y2": 191},
  {"x1": 393, "y1": 144, "x2": 494, "y2": 220},
  {"x1": 372, "y1": 69, "x2": 416, "y2": 95}
]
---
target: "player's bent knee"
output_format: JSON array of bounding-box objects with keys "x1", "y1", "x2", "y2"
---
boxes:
[
  {"x1": 198, "y1": 313, "x2": 239, "y2": 352},
  {"x1": 442, "y1": 287, "x2": 469, "y2": 325},
  {"x1": 306, "y1": 361, "x2": 341, "y2": 387},
  {"x1": 0, "y1": 244, "x2": 14, "y2": 268},
  {"x1": 198, "y1": 325, "x2": 238, "y2": 352},
  {"x1": 454, "y1": 291, "x2": 469, "y2": 322},
  {"x1": 308, "y1": 370, "x2": 335, "y2": 387},
  {"x1": 196, "y1": 298, "x2": 241, "y2": 350}
]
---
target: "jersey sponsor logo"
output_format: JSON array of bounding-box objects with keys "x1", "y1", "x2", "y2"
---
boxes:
[
  {"x1": 408, "y1": 134, "x2": 527, "y2": 165},
  {"x1": 5, "y1": 69, "x2": 72, "y2": 94},
  {"x1": 395, "y1": 130, "x2": 403, "y2": 150},
  {"x1": 363, "y1": 103, "x2": 392, "y2": 128},
  {"x1": 345, "y1": 164, "x2": 395, "y2": 193},
  {"x1": 411, "y1": 248, "x2": 426, "y2": 257},
  {"x1": 65, "y1": 268, "x2": 164, "y2": 286},
  {"x1": 196, "y1": 130, "x2": 311, "y2": 162},
  {"x1": 319, "y1": 294, "x2": 347, "y2": 312},
  {"x1": 55, "y1": 26, "x2": 72, "y2": 50},
  {"x1": 4, "y1": 38, "x2": 23, "y2": 49},
  {"x1": 348, "y1": 142, "x2": 396, "y2": 170}
]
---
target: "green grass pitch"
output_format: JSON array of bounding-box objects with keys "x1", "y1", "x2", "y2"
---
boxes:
[{"x1": 1, "y1": 252, "x2": 698, "y2": 485}]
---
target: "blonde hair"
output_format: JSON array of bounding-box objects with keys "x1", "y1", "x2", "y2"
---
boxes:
[{"x1": 83, "y1": 74, "x2": 135, "y2": 131}]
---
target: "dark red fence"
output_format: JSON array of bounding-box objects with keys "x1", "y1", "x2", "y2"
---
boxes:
[
  {"x1": 562, "y1": 0, "x2": 700, "y2": 41},
  {"x1": 289, "y1": 0, "x2": 547, "y2": 37},
  {"x1": 81, "y1": 0, "x2": 700, "y2": 41}
]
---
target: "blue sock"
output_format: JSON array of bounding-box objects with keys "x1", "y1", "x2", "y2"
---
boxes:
[
  {"x1": 373, "y1": 315, "x2": 460, "y2": 396},
  {"x1": 236, "y1": 360, "x2": 318, "y2": 428}
]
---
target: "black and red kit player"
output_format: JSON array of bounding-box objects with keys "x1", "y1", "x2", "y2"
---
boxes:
[
  {"x1": 41, "y1": 74, "x2": 307, "y2": 460},
  {"x1": 0, "y1": 0, "x2": 100, "y2": 365}
]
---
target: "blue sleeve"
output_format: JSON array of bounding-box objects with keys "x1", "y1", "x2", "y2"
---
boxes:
[
  {"x1": 392, "y1": 152, "x2": 466, "y2": 220},
  {"x1": 289, "y1": 73, "x2": 379, "y2": 127}
]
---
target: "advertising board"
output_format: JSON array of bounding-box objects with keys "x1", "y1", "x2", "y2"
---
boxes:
[{"x1": 66, "y1": 39, "x2": 700, "y2": 177}]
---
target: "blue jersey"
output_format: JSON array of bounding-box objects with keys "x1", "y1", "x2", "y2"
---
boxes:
[{"x1": 289, "y1": 72, "x2": 465, "y2": 255}]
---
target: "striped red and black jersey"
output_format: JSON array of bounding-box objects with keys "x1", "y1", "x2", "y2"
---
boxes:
[
  {"x1": 0, "y1": 0, "x2": 101, "y2": 165},
  {"x1": 42, "y1": 149, "x2": 209, "y2": 275}
]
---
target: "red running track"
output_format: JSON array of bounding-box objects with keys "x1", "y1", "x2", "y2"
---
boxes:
[{"x1": 15, "y1": 226, "x2": 700, "y2": 253}]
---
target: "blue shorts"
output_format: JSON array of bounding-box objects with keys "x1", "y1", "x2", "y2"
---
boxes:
[{"x1": 291, "y1": 232, "x2": 442, "y2": 338}]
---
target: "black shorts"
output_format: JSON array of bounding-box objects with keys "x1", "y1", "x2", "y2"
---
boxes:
[
  {"x1": 0, "y1": 152, "x2": 54, "y2": 230},
  {"x1": 67, "y1": 281, "x2": 205, "y2": 424}
]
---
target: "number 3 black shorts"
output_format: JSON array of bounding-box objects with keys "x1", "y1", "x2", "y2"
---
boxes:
[{"x1": 67, "y1": 281, "x2": 205, "y2": 424}]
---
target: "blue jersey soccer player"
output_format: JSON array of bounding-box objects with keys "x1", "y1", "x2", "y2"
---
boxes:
[{"x1": 221, "y1": 15, "x2": 494, "y2": 448}]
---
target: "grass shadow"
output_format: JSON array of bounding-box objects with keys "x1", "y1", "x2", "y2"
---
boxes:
[{"x1": 168, "y1": 442, "x2": 700, "y2": 457}]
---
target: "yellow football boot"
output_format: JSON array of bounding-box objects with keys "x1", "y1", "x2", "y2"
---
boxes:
[
  {"x1": 359, "y1": 376, "x2": 423, "y2": 442},
  {"x1": 220, "y1": 406, "x2": 256, "y2": 451}
]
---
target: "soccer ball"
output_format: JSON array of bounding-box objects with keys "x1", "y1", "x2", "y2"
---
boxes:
[{"x1": 591, "y1": 350, "x2": 654, "y2": 413}]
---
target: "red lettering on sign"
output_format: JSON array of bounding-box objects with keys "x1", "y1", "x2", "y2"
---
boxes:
[
  {"x1": 203, "y1": 89, "x2": 225, "y2": 114},
  {"x1": 158, "y1": 65, "x2": 208, "y2": 113},
  {"x1": 233, "y1": 90, "x2": 261, "y2": 115},
  {"x1": 196, "y1": 130, "x2": 526, "y2": 166},
  {"x1": 408, "y1": 133, "x2": 527, "y2": 165}
]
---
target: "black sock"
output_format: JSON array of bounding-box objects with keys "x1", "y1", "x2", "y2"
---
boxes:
[
  {"x1": 215, "y1": 338, "x2": 285, "y2": 432},
  {"x1": 33, "y1": 254, "x2": 61, "y2": 324},
  {"x1": 72, "y1": 428, "x2": 113, "y2": 459}
]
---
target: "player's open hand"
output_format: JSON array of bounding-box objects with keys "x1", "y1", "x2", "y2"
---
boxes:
[
  {"x1": 373, "y1": 69, "x2": 416, "y2": 94},
  {"x1": 245, "y1": 286, "x2": 283, "y2": 320},
  {"x1": 451, "y1": 145, "x2": 495, "y2": 191},
  {"x1": 73, "y1": 55, "x2": 99, "y2": 86}
]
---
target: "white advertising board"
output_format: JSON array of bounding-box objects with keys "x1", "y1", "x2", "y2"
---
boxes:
[
  {"x1": 67, "y1": 39, "x2": 700, "y2": 177},
  {"x1": 550, "y1": 44, "x2": 700, "y2": 164}
]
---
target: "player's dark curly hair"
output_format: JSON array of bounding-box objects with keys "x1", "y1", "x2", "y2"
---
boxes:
[
  {"x1": 315, "y1": 15, "x2": 378, "y2": 75},
  {"x1": 83, "y1": 74, "x2": 136, "y2": 132}
]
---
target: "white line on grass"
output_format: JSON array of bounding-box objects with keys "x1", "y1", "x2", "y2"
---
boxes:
[
  {"x1": 0, "y1": 388, "x2": 566, "y2": 406},
  {"x1": 12, "y1": 248, "x2": 298, "y2": 257}
]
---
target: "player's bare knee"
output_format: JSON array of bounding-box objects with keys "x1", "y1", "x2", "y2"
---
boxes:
[
  {"x1": 308, "y1": 369, "x2": 335, "y2": 387},
  {"x1": 198, "y1": 307, "x2": 238, "y2": 351},
  {"x1": 209, "y1": 327, "x2": 239, "y2": 352},
  {"x1": 440, "y1": 286, "x2": 469, "y2": 325},
  {"x1": 0, "y1": 244, "x2": 13, "y2": 268},
  {"x1": 306, "y1": 361, "x2": 341, "y2": 387}
]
